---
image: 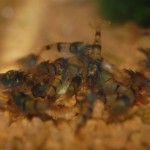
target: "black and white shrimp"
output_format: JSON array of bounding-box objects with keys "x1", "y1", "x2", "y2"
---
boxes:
[{"x1": 0, "y1": 27, "x2": 149, "y2": 132}]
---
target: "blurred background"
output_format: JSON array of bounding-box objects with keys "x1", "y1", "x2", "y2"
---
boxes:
[
  {"x1": 98, "y1": 0, "x2": 150, "y2": 28},
  {"x1": 0, "y1": 0, "x2": 150, "y2": 72}
]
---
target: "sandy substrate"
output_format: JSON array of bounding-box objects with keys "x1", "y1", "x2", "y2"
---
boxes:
[{"x1": 0, "y1": 1, "x2": 150, "y2": 150}]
